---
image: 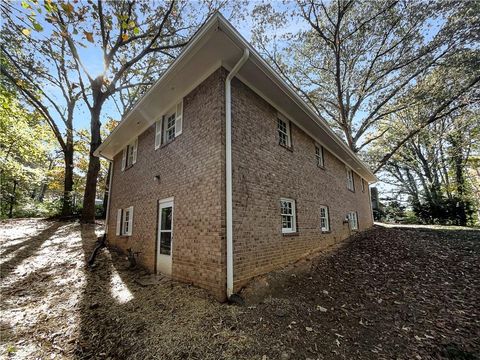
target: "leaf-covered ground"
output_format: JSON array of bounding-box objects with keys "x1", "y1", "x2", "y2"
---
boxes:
[{"x1": 0, "y1": 219, "x2": 479, "y2": 359}]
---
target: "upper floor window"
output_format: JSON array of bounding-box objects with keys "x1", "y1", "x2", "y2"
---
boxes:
[
  {"x1": 280, "y1": 198, "x2": 296, "y2": 233},
  {"x1": 320, "y1": 205, "x2": 330, "y2": 232},
  {"x1": 346, "y1": 167, "x2": 355, "y2": 191},
  {"x1": 361, "y1": 178, "x2": 366, "y2": 192},
  {"x1": 348, "y1": 211, "x2": 358, "y2": 230},
  {"x1": 155, "y1": 100, "x2": 183, "y2": 149},
  {"x1": 315, "y1": 145, "x2": 324, "y2": 168},
  {"x1": 277, "y1": 117, "x2": 291, "y2": 148},
  {"x1": 121, "y1": 138, "x2": 138, "y2": 171}
]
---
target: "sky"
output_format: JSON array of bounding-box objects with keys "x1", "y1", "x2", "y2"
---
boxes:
[
  {"x1": 6, "y1": 0, "x2": 450, "y2": 201},
  {"x1": 8, "y1": 1, "x2": 265, "y2": 133}
]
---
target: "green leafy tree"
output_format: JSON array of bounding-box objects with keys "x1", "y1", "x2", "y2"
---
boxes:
[{"x1": 0, "y1": 86, "x2": 54, "y2": 218}]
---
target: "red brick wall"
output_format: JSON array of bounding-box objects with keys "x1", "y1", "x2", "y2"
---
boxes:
[
  {"x1": 107, "y1": 67, "x2": 373, "y2": 300},
  {"x1": 107, "y1": 69, "x2": 227, "y2": 300},
  {"x1": 230, "y1": 78, "x2": 373, "y2": 290}
]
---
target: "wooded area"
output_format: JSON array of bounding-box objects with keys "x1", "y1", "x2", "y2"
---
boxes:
[{"x1": 0, "y1": 0, "x2": 479, "y2": 225}]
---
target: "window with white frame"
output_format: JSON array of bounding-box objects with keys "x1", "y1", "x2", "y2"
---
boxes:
[
  {"x1": 348, "y1": 211, "x2": 358, "y2": 230},
  {"x1": 116, "y1": 206, "x2": 134, "y2": 236},
  {"x1": 280, "y1": 198, "x2": 296, "y2": 233},
  {"x1": 155, "y1": 100, "x2": 183, "y2": 149},
  {"x1": 320, "y1": 205, "x2": 330, "y2": 232},
  {"x1": 277, "y1": 117, "x2": 291, "y2": 147},
  {"x1": 121, "y1": 138, "x2": 138, "y2": 171},
  {"x1": 315, "y1": 145, "x2": 324, "y2": 167},
  {"x1": 346, "y1": 167, "x2": 355, "y2": 191}
]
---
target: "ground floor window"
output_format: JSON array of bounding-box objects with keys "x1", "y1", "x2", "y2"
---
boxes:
[
  {"x1": 116, "y1": 206, "x2": 133, "y2": 236},
  {"x1": 320, "y1": 205, "x2": 330, "y2": 232},
  {"x1": 348, "y1": 211, "x2": 358, "y2": 230},
  {"x1": 280, "y1": 198, "x2": 296, "y2": 233}
]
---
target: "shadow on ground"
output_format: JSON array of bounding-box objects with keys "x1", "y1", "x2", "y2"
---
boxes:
[{"x1": 1, "y1": 220, "x2": 479, "y2": 359}]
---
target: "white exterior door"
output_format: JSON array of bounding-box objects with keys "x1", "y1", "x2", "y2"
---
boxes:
[{"x1": 157, "y1": 198, "x2": 173, "y2": 275}]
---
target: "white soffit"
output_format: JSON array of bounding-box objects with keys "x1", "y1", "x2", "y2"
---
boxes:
[{"x1": 95, "y1": 14, "x2": 376, "y2": 183}]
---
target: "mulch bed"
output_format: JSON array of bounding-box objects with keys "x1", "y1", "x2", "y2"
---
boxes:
[{"x1": 1, "y1": 221, "x2": 479, "y2": 359}]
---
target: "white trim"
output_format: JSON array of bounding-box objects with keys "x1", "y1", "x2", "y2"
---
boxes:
[
  {"x1": 175, "y1": 100, "x2": 183, "y2": 137},
  {"x1": 346, "y1": 167, "x2": 355, "y2": 191},
  {"x1": 157, "y1": 198, "x2": 174, "y2": 275},
  {"x1": 277, "y1": 116, "x2": 291, "y2": 147},
  {"x1": 315, "y1": 145, "x2": 325, "y2": 167},
  {"x1": 95, "y1": 14, "x2": 375, "y2": 183},
  {"x1": 116, "y1": 208, "x2": 122, "y2": 236},
  {"x1": 105, "y1": 161, "x2": 114, "y2": 234},
  {"x1": 98, "y1": 61, "x2": 222, "y2": 160},
  {"x1": 280, "y1": 198, "x2": 296, "y2": 233},
  {"x1": 155, "y1": 119, "x2": 162, "y2": 149},
  {"x1": 121, "y1": 149, "x2": 126, "y2": 171},
  {"x1": 132, "y1": 138, "x2": 138, "y2": 164},
  {"x1": 348, "y1": 211, "x2": 358, "y2": 230},
  {"x1": 320, "y1": 205, "x2": 329, "y2": 232}
]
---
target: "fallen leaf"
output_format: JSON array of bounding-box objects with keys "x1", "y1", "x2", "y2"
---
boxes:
[{"x1": 84, "y1": 31, "x2": 94, "y2": 43}]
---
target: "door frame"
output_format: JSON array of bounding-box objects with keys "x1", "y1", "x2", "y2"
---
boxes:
[{"x1": 156, "y1": 197, "x2": 174, "y2": 275}]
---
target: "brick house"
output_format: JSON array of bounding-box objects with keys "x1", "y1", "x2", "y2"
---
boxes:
[{"x1": 94, "y1": 14, "x2": 377, "y2": 301}]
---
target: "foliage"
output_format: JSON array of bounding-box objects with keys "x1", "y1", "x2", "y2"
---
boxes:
[
  {"x1": 252, "y1": 0, "x2": 479, "y2": 170},
  {"x1": 2, "y1": 0, "x2": 243, "y2": 222},
  {"x1": 0, "y1": 85, "x2": 57, "y2": 218},
  {"x1": 372, "y1": 100, "x2": 480, "y2": 225}
]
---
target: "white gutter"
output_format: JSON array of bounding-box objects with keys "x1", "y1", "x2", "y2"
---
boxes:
[
  {"x1": 226, "y1": 48, "x2": 249, "y2": 299},
  {"x1": 104, "y1": 160, "x2": 114, "y2": 234}
]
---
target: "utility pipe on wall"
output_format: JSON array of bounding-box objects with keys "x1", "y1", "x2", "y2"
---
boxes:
[{"x1": 226, "y1": 48, "x2": 249, "y2": 299}]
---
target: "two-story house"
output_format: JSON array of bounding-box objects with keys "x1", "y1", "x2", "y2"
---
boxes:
[{"x1": 94, "y1": 14, "x2": 377, "y2": 301}]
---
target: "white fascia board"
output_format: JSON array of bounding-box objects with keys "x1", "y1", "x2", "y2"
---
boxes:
[
  {"x1": 216, "y1": 16, "x2": 377, "y2": 183},
  {"x1": 94, "y1": 14, "x2": 223, "y2": 159}
]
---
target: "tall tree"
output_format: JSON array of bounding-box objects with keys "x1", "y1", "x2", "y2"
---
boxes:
[
  {"x1": 4, "y1": 0, "x2": 241, "y2": 222},
  {"x1": 0, "y1": 17, "x2": 80, "y2": 216},
  {"x1": 0, "y1": 85, "x2": 53, "y2": 218},
  {"x1": 252, "y1": 0, "x2": 479, "y2": 165}
]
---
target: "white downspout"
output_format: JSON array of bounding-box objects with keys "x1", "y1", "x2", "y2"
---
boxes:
[
  {"x1": 226, "y1": 48, "x2": 249, "y2": 299},
  {"x1": 104, "y1": 159, "x2": 114, "y2": 234}
]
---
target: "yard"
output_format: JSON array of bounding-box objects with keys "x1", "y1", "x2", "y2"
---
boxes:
[{"x1": 1, "y1": 219, "x2": 479, "y2": 359}]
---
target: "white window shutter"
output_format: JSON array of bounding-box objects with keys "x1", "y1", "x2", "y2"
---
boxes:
[
  {"x1": 155, "y1": 120, "x2": 161, "y2": 149},
  {"x1": 127, "y1": 206, "x2": 134, "y2": 236},
  {"x1": 121, "y1": 149, "x2": 126, "y2": 171},
  {"x1": 132, "y1": 138, "x2": 138, "y2": 164},
  {"x1": 116, "y1": 209, "x2": 122, "y2": 235},
  {"x1": 175, "y1": 100, "x2": 183, "y2": 137}
]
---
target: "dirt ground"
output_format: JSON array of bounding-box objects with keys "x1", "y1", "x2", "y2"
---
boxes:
[{"x1": 1, "y1": 219, "x2": 479, "y2": 359}]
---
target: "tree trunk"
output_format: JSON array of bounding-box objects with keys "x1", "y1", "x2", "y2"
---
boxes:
[
  {"x1": 81, "y1": 105, "x2": 102, "y2": 223},
  {"x1": 62, "y1": 144, "x2": 74, "y2": 216},
  {"x1": 454, "y1": 149, "x2": 467, "y2": 226},
  {"x1": 9, "y1": 180, "x2": 17, "y2": 218},
  {"x1": 101, "y1": 162, "x2": 112, "y2": 219},
  {"x1": 62, "y1": 103, "x2": 76, "y2": 216}
]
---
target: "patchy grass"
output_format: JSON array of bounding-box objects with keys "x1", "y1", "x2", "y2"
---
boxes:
[{"x1": 0, "y1": 219, "x2": 479, "y2": 359}]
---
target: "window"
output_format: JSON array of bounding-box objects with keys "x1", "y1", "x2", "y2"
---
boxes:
[
  {"x1": 315, "y1": 145, "x2": 324, "y2": 167},
  {"x1": 346, "y1": 167, "x2": 355, "y2": 191},
  {"x1": 280, "y1": 198, "x2": 296, "y2": 233},
  {"x1": 361, "y1": 178, "x2": 366, "y2": 192},
  {"x1": 348, "y1": 211, "x2": 358, "y2": 230},
  {"x1": 155, "y1": 100, "x2": 183, "y2": 149},
  {"x1": 277, "y1": 117, "x2": 291, "y2": 148},
  {"x1": 320, "y1": 206, "x2": 330, "y2": 232},
  {"x1": 121, "y1": 138, "x2": 138, "y2": 171},
  {"x1": 116, "y1": 206, "x2": 133, "y2": 236}
]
